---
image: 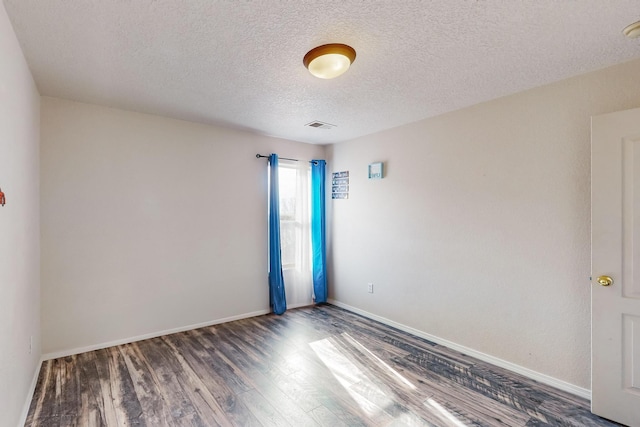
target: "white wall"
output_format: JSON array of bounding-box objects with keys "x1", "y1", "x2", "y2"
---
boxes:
[
  {"x1": 0, "y1": 3, "x2": 41, "y2": 426},
  {"x1": 327, "y1": 58, "x2": 640, "y2": 390},
  {"x1": 40, "y1": 97, "x2": 324, "y2": 355}
]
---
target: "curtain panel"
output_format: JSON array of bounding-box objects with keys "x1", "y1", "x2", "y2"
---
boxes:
[
  {"x1": 311, "y1": 160, "x2": 327, "y2": 303},
  {"x1": 268, "y1": 154, "x2": 287, "y2": 314}
]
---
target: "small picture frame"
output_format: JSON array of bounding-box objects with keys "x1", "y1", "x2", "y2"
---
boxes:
[{"x1": 368, "y1": 162, "x2": 383, "y2": 179}]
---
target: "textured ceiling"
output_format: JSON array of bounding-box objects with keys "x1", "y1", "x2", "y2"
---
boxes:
[{"x1": 4, "y1": 1, "x2": 640, "y2": 144}]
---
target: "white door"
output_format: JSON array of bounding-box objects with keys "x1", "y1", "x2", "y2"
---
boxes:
[{"x1": 592, "y1": 107, "x2": 640, "y2": 426}]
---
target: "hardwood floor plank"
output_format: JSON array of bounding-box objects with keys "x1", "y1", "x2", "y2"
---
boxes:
[
  {"x1": 308, "y1": 405, "x2": 350, "y2": 427},
  {"x1": 324, "y1": 337, "x2": 434, "y2": 423},
  {"x1": 243, "y1": 368, "x2": 320, "y2": 426},
  {"x1": 280, "y1": 345, "x2": 396, "y2": 426},
  {"x1": 57, "y1": 355, "x2": 81, "y2": 418},
  {"x1": 237, "y1": 320, "x2": 311, "y2": 376},
  {"x1": 288, "y1": 308, "x2": 412, "y2": 361},
  {"x1": 107, "y1": 347, "x2": 146, "y2": 425},
  {"x1": 159, "y1": 334, "x2": 242, "y2": 427},
  {"x1": 25, "y1": 360, "x2": 52, "y2": 426},
  {"x1": 288, "y1": 358, "x2": 394, "y2": 426},
  {"x1": 392, "y1": 352, "x2": 537, "y2": 425},
  {"x1": 38, "y1": 358, "x2": 64, "y2": 427},
  {"x1": 74, "y1": 351, "x2": 109, "y2": 427},
  {"x1": 212, "y1": 325, "x2": 271, "y2": 378},
  {"x1": 192, "y1": 327, "x2": 265, "y2": 393},
  {"x1": 310, "y1": 306, "x2": 476, "y2": 373},
  {"x1": 27, "y1": 305, "x2": 617, "y2": 427},
  {"x1": 298, "y1": 315, "x2": 532, "y2": 425},
  {"x1": 533, "y1": 397, "x2": 622, "y2": 426},
  {"x1": 125, "y1": 338, "x2": 214, "y2": 426},
  {"x1": 258, "y1": 359, "x2": 326, "y2": 413},
  {"x1": 77, "y1": 386, "x2": 103, "y2": 427},
  {"x1": 162, "y1": 336, "x2": 259, "y2": 426},
  {"x1": 118, "y1": 343, "x2": 167, "y2": 425},
  {"x1": 237, "y1": 388, "x2": 292, "y2": 427},
  {"x1": 92, "y1": 346, "x2": 145, "y2": 426},
  {"x1": 133, "y1": 339, "x2": 207, "y2": 426}
]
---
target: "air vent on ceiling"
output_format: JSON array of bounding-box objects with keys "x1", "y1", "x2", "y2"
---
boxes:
[{"x1": 305, "y1": 120, "x2": 336, "y2": 130}]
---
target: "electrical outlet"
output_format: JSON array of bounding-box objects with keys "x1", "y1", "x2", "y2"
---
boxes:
[{"x1": 367, "y1": 283, "x2": 374, "y2": 293}]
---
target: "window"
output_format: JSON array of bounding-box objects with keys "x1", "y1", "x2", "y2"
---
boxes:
[
  {"x1": 278, "y1": 165, "x2": 299, "y2": 269},
  {"x1": 278, "y1": 160, "x2": 313, "y2": 306}
]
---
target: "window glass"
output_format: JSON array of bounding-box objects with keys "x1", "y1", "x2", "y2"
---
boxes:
[{"x1": 279, "y1": 165, "x2": 298, "y2": 269}]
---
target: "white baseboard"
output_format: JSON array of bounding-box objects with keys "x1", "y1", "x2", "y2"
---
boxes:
[
  {"x1": 18, "y1": 357, "x2": 43, "y2": 427},
  {"x1": 42, "y1": 308, "x2": 271, "y2": 361},
  {"x1": 328, "y1": 299, "x2": 591, "y2": 400}
]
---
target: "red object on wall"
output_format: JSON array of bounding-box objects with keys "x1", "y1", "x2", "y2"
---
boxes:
[{"x1": 0, "y1": 188, "x2": 5, "y2": 207}]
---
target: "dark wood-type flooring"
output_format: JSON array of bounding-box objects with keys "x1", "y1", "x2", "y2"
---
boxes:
[{"x1": 26, "y1": 304, "x2": 621, "y2": 426}]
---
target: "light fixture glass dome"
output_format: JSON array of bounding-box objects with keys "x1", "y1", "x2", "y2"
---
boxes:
[
  {"x1": 303, "y1": 44, "x2": 356, "y2": 79},
  {"x1": 308, "y1": 53, "x2": 352, "y2": 79}
]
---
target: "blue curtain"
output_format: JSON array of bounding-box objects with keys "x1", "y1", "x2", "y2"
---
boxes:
[
  {"x1": 268, "y1": 154, "x2": 287, "y2": 315},
  {"x1": 311, "y1": 160, "x2": 327, "y2": 303}
]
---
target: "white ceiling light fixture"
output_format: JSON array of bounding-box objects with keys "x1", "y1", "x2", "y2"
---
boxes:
[
  {"x1": 303, "y1": 43, "x2": 356, "y2": 79},
  {"x1": 623, "y1": 21, "x2": 640, "y2": 38}
]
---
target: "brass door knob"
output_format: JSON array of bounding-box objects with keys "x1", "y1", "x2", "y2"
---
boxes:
[{"x1": 596, "y1": 276, "x2": 613, "y2": 287}]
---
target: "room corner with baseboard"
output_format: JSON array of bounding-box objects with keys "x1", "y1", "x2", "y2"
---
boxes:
[{"x1": 0, "y1": 3, "x2": 41, "y2": 426}]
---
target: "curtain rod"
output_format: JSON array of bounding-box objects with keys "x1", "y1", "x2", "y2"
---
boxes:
[{"x1": 256, "y1": 154, "x2": 318, "y2": 165}]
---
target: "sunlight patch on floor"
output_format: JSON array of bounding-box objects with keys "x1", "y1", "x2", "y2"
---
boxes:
[
  {"x1": 426, "y1": 398, "x2": 468, "y2": 426},
  {"x1": 341, "y1": 332, "x2": 416, "y2": 390},
  {"x1": 310, "y1": 337, "x2": 392, "y2": 416}
]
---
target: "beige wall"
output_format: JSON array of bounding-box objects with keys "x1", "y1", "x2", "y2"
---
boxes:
[
  {"x1": 327, "y1": 58, "x2": 640, "y2": 390},
  {"x1": 0, "y1": 3, "x2": 41, "y2": 426},
  {"x1": 40, "y1": 97, "x2": 324, "y2": 354}
]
